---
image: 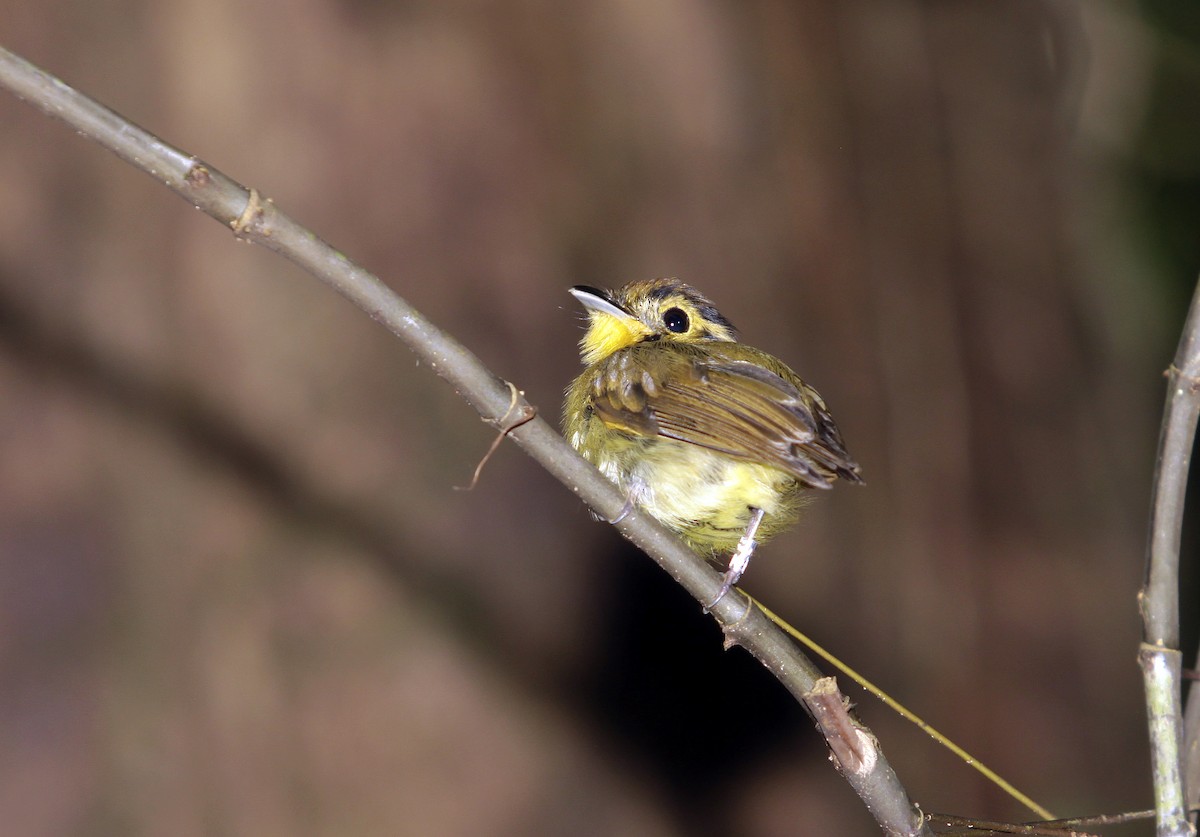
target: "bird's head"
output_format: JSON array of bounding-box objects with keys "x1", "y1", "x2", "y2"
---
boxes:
[{"x1": 569, "y1": 278, "x2": 739, "y2": 365}]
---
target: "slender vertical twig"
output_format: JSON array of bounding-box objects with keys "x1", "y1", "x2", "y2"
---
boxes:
[
  {"x1": 0, "y1": 47, "x2": 933, "y2": 835},
  {"x1": 1142, "y1": 277, "x2": 1200, "y2": 836}
]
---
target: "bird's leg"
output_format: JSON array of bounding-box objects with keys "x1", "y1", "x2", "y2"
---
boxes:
[
  {"x1": 706, "y1": 506, "x2": 766, "y2": 609},
  {"x1": 604, "y1": 477, "x2": 647, "y2": 525},
  {"x1": 607, "y1": 493, "x2": 636, "y2": 525}
]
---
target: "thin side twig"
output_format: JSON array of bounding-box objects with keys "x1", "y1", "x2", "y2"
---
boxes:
[
  {"x1": 1142, "y1": 277, "x2": 1200, "y2": 836},
  {"x1": 0, "y1": 47, "x2": 932, "y2": 836}
]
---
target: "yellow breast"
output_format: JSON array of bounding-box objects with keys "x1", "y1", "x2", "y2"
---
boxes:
[{"x1": 571, "y1": 407, "x2": 802, "y2": 554}]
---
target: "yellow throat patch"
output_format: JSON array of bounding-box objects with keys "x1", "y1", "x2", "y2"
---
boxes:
[{"x1": 577, "y1": 309, "x2": 652, "y2": 365}]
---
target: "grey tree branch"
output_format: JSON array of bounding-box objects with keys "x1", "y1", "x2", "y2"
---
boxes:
[
  {"x1": 1142, "y1": 277, "x2": 1200, "y2": 837},
  {"x1": 0, "y1": 45, "x2": 931, "y2": 835}
]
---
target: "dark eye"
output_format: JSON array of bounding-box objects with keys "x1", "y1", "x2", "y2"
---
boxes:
[{"x1": 663, "y1": 307, "x2": 689, "y2": 333}]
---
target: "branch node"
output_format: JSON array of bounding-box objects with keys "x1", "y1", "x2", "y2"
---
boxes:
[
  {"x1": 806, "y1": 677, "x2": 877, "y2": 776},
  {"x1": 1165, "y1": 362, "x2": 1200, "y2": 393},
  {"x1": 455, "y1": 381, "x2": 537, "y2": 491},
  {"x1": 231, "y1": 188, "x2": 266, "y2": 238},
  {"x1": 184, "y1": 161, "x2": 211, "y2": 188}
]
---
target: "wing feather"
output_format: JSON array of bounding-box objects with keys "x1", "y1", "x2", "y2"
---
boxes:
[{"x1": 587, "y1": 344, "x2": 862, "y2": 489}]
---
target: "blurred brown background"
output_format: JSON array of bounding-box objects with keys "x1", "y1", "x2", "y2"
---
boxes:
[{"x1": 0, "y1": 1, "x2": 1195, "y2": 834}]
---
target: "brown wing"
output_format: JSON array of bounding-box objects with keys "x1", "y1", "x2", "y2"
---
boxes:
[{"x1": 589, "y1": 344, "x2": 862, "y2": 489}]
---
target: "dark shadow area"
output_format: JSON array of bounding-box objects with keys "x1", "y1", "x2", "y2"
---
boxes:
[{"x1": 580, "y1": 537, "x2": 811, "y2": 834}]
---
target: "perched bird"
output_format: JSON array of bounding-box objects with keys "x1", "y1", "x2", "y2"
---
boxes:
[{"x1": 563, "y1": 278, "x2": 862, "y2": 605}]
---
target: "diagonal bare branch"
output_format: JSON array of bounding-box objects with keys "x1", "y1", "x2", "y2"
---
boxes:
[{"x1": 0, "y1": 46, "x2": 932, "y2": 835}]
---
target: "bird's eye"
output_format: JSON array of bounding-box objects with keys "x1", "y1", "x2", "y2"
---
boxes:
[{"x1": 663, "y1": 307, "x2": 689, "y2": 333}]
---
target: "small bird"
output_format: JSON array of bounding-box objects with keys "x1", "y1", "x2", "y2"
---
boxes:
[{"x1": 563, "y1": 278, "x2": 862, "y2": 605}]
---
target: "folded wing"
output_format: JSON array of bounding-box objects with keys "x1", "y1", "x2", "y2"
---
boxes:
[{"x1": 589, "y1": 344, "x2": 862, "y2": 489}]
